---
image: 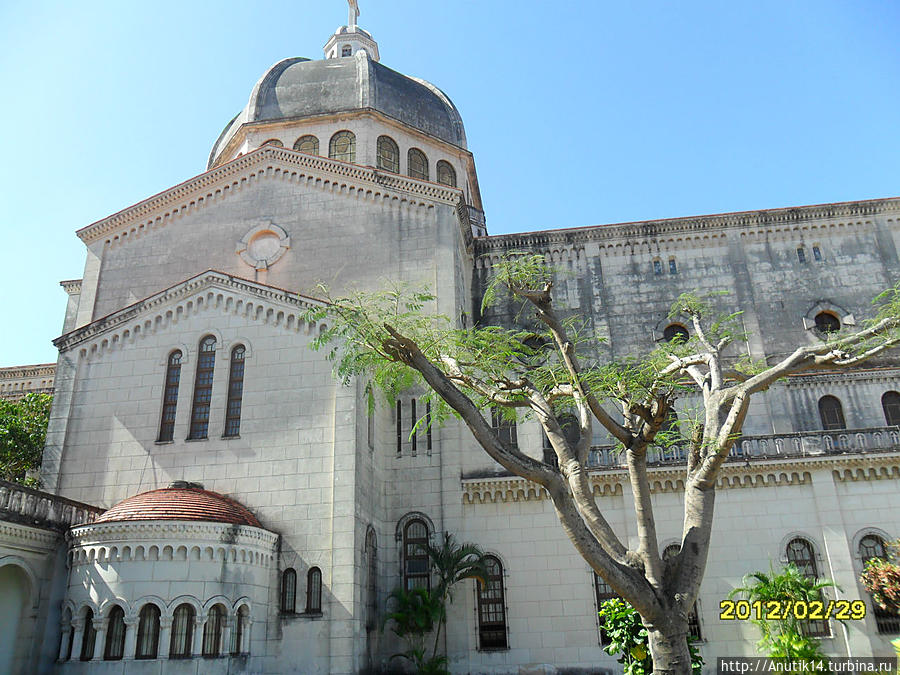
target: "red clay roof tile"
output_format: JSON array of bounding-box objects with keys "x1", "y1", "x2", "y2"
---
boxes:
[{"x1": 94, "y1": 487, "x2": 261, "y2": 527}]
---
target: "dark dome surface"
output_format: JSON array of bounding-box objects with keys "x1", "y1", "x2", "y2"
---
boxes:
[
  {"x1": 209, "y1": 53, "x2": 466, "y2": 168},
  {"x1": 93, "y1": 487, "x2": 261, "y2": 527}
]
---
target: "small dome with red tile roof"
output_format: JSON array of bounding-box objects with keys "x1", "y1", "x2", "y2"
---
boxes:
[{"x1": 95, "y1": 482, "x2": 261, "y2": 527}]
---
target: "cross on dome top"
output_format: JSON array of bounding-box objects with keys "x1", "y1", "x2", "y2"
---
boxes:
[{"x1": 324, "y1": 0, "x2": 379, "y2": 61}]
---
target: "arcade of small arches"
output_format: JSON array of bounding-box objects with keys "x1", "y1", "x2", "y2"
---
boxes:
[
  {"x1": 58, "y1": 597, "x2": 251, "y2": 663},
  {"x1": 260, "y1": 131, "x2": 458, "y2": 187}
]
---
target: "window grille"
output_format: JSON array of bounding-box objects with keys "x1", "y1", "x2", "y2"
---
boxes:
[
  {"x1": 477, "y1": 556, "x2": 508, "y2": 650},
  {"x1": 188, "y1": 337, "x2": 216, "y2": 439},
  {"x1": 491, "y1": 409, "x2": 518, "y2": 449},
  {"x1": 408, "y1": 148, "x2": 429, "y2": 180},
  {"x1": 281, "y1": 568, "x2": 297, "y2": 613},
  {"x1": 376, "y1": 136, "x2": 400, "y2": 173},
  {"x1": 135, "y1": 604, "x2": 160, "y2": 659},
  {"x1": 224, "y1": 345, "x2": 245, "y2": 437},
  {"x1": 329, "y1": 131, "x2": 356, "y2": 162},
  {"x1": 786, "y1": 538, "x2": 828, "y2": 637},
  {"x1": 103, "y1": 605, "x2": 125, "y2": 661},
  {"x1": 307, "y1": 567, "x2": 323, "y2": 613},
  {"x1": 813, "y1": 246, "x2": 822, "y2": 261},
  {"x1": 202, "y1": 605, "x2": 226, "y2": 657},
  {"x1": 158, "y1": 350, "x2": 182, "y2": 441},
  {"x1": 593, "y1": 572, "x2": 617, "y2": 645},
  {"x1": 436, "y1": 160, "x2": 456, "y2": 187},
  {"x1": 169, "y1": 604, "x2": 194, "y2": 658},
  {"x1": 403, "y1": 519, "x2": 430, "y2": 591},
  {"x1": 294, "y1": 135, "x2": 319, "y2": 155},
  {"x1": 669, "y1": 259, "x2": 677, "y2": 274},
  {"x1": 653, "y1": 259, "x2": 662, "y2": 275},
  {"x1": 883, "y1": 392, "x2": 900, "y2": 426},
  {"x1": 231, "y1": 606, "x2": 249, "y2": 655},
  {"x1": 798, "y1": 247, "x2": 807, "y2": 263},
  {"x1": 80, "y1": 609, "x2": 96, "y2": 661},
  {"x1": 818, "y1": 395, "x2": 846, "y2": 431},
  {"x1": 859, "y1": 535, "x2": 900, "y2": 634}
]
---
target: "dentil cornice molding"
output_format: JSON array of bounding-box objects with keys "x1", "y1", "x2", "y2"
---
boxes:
[
  {"x1": 76, "y1": 145, "x2": 465, "y2": 247},
  {"x1": 461, "y1": 451, "x2": 900, "y2": 505},
  {"x1": 52, "y1": 270, "x2": 325, "y2": 358}
]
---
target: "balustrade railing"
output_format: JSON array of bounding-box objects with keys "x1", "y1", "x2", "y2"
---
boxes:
[
  {"x1": 0, "y1": 480, "x2": 104, "y2": 532},
  {"x1": 586, "y1": 426, "x2": 900, "y2": 469}
]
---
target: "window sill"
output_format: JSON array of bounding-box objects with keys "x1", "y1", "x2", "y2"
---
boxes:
[
  {"x1": 477, "y1": 647, "x2": 510, "y2": 653},
  {"x1": 281, "y1": 611, "x2": 323, "y2": 620},
  {"x1": 221, "y1": 435, "x2": 240, "y2": 440},
  {"x1": 155, "y1": 440, "x2": 174, "y2": 445},
  {"x1": 185, "y1": 437, "x2": 208, "y2": 442}
]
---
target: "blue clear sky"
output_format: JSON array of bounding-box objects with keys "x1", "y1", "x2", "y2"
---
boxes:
[{"x1": 1, "y1": 1, "x2": 898, "y2": 366}]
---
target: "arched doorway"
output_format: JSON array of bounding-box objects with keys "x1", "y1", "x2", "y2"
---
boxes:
[{"x1": 0, "y1": 563, "x2": 32, "y2": 673}]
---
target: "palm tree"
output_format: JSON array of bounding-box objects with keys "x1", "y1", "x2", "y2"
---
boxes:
[
  {"x1": 729, "y1": 563, "x2": 838, "y2": 660},
  {"x1": 425, "y1": 532, "x2": 490, "y2": 661}
]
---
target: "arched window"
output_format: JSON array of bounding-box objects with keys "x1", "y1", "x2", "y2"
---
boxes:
[
  {"x1": 403, "y1": 519, "x2": 430, "y2": 591},
  {"x1": 231, "y1": 606, "x2": 249, "y2": 655},
  {"x1": 281, "y1": 568, "x2": 297, "y2": 613},
  {"x1": 785, "y1": 538, "x2": 828, "y2": 637},
  {"x1": 224, "y1": 345, "x2": 246, "y2": 437},
  {"x1": 663, "y1": 324, "x2": 689, "y2": 343},
  {"x1": 103, "y1": 605, "x2": 126, "y2": 660},
  {"x1": 436, "y1": 160, "x2": 456, "y2": 187},
  {"x1": 365, "y1": 529, "x2": 377, "y2": 630},
  {"x1": 818, "y1": 395, "x2": 846, "y2": 431},
  {"x1": 158, "y1": 350, "x2": 182, "y2": 442},
  {"x1": 477, "y1": 555, "x2": 508, "y2": 650},
  {"x1": 858, "y1": 534, "x2": 900, "y2": 634},
  {"x1": 188, "y1": 336, "x2": 216, "y2": 439},
  {"x1": 408, "y1": 148, "x2": 428, "y2": 180},
  {"x1": 306, "y1": 567, "x2": 323, "y2": 613},
  {"x1": 261, "y1": 138, "x2": 283, "y2": 147},
  {"x1": 669, "y1": 258, "x2": 678, "y2": 274},
  {"x1": 294, "y1": 135, "x2": 319, "y2": 155},
  {"x1": 653, "y1": 259, "x2": 663, "y2": 275},
  {"x1": 80, "y1": 608, "x2": 96, "y2": 661},
  {"x1": 202, "y1": 604, "x2": 226, "y2": 657},
  {"x1": 376, "y1": 135, "x2": 400, "y2": 173},
  {"x1": 593, "y1": 572, "x2": 617, "y2": 645},
  {"x1": 491, "y1": 408, "x2": 518, "y2": 449},
  {"x1": 815, "y1": 312, "x2": 840, "y2": 335},
  {"x1": 882, "y1": 392, "x2": 900, "y2": 426},
  {"x1": 135, "y1": 604, "x2": 160, "y2": 659},
  {"x1": 169, "y1": 603, "x2": 195, "y2": 659},
  {"x1": 329, "y1": 131, "x2": 356, "y2": 163}
]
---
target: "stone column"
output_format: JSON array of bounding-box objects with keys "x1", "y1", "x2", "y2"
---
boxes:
[
  {"x1": 158, "y1": 616, "x2": 172, "y2": 660},
  {"x1": 93, "y1": 618, "x2": 108, "y2": 660},
  {"x1": 192, "y1": 616, "x2": 205, "y2": 657},
  {"x1": 58, "y1": 621, "x2": 73, "y2": 661},
  {"x1": 123, "y1": 615, "x2": 138, "y2": 660},
  {"x1": 69, "y1": 619, "x2": 85, "y2": 660},
  {"x1": 244, "y1": 619, "x2": 253, "y2": 655}
]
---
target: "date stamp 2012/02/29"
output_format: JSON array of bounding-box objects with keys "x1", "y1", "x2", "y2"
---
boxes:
[{"x1": 719, "y1": 600, "x2": 866, "y2": 622}]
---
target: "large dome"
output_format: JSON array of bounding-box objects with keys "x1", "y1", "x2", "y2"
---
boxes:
[
  {"x1": 208, "y1": 52, "x2": 467, "y2": 169},
  {"x1": 93, "y1": 484, "x2": 261, "y2": 527}
]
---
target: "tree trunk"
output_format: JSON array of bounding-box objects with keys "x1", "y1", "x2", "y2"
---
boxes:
[{"x1": 645, "y1": 617, "x2": 693, "y2": 675}]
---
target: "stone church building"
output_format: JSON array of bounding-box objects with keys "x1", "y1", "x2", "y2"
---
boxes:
[{"x1": 0, "y1": 6, "x2": 898, "y2": 674}]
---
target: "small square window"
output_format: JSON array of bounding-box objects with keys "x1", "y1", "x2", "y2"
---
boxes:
[
  {"x1": 669, "y1": 259, "x2": 677, "y2": 274},
  {"x1": 812, "y1": 246, "x2": 821, "y2": 261},
  {"x1": 653, "y1": 260, "x2": 662, "y2": 275},
  {"x1": 797, "y1": 247, "x2": 806, "y2": 263}
]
